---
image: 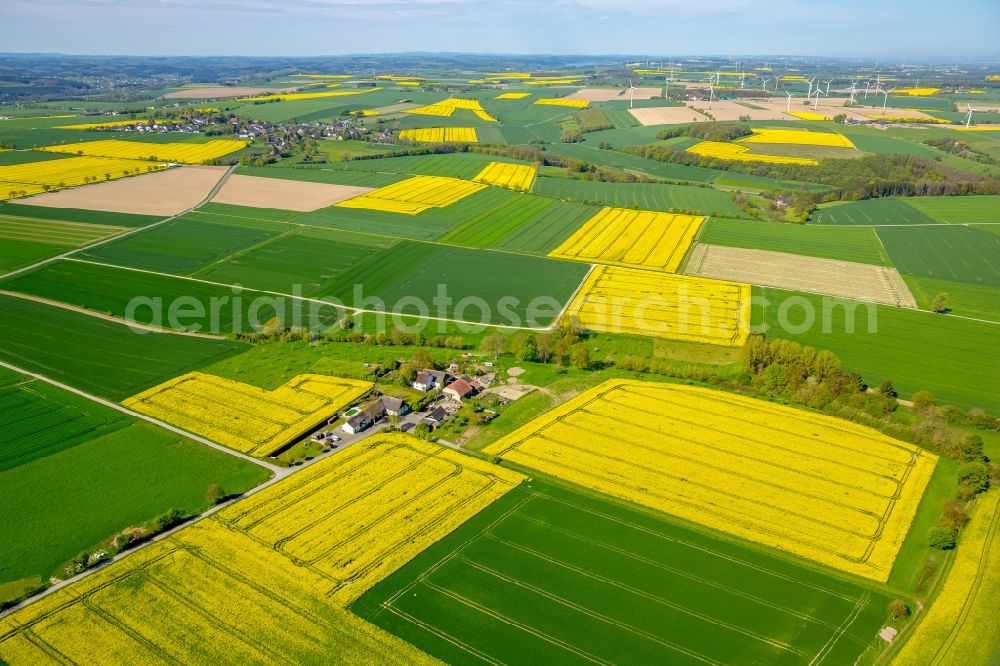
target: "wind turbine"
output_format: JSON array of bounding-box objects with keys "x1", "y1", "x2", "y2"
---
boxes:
[
  {"x1": 740, "y1": 73, "x2": 746, "y2": 89},
  {"x1": 813, "y1": 87, "x2": 823, "y2": 111},
  {"x1": 628, "y1": 79, "x2": 636, "y2": 108},
  {"x1": 880, "y1": 87, "x2": 896, "y2": 113},
  {"x1": 965, "y1": 105, "x2": 976, "y2": 128},
  {"x1": 761, "y1": 76, "x2": 770, "y2": 93},
  {"x1": 807, "y1": 76, "x2": 816, "y2": 98},
  {"x1": 823, "y1": 79, "x2": 833, "y2": 95},
  {"x1": 785, "y1": 91, "x2": 794, "y2": 112},
  {"x1": 848, "y1": 81, "x2": 858, "y2": 104},
  {"x1": 708, "y1": 83, "x2": 715, "y2": 110}
]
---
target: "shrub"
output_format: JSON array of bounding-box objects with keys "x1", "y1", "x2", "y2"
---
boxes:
[
  {"x1": 957, "y1": 462, "x2": 990, "y2": 495},
  {"x1": 888, "y1": 599, "x2": 910, "y2": 619},
  {"x1": 928, "y1": 526, "x2": 957, "y2": 550}
]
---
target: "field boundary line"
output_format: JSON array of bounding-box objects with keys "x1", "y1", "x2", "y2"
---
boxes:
[
  {"x1": 0, "y1": 359, "x2": 280, "y2": 473},
  {"x1": 0, "y1": 289, "x2": 226, "y2": 340},
  {"x1": 0, "y1": 165, "x2": 236, "y2": 282},
  {"x1": 60, "y1": 256, "x2": 558, "y2": 332}
]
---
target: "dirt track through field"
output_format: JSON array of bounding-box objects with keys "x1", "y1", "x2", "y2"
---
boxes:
[
  {"x1": 14, "y1": 166, "x2": 229, "y2": 216},
  {"x1": 685, "y1": 244, "x2": 917, "y2": 307}
]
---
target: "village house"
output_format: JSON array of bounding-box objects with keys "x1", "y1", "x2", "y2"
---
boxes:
[
  {"x1": 411, "y1": 370, "x2": 451, "y2": 392},
  {"x1": 379, "y1": 395, "x2": 410, "y2": 417},
  {"x1": 341, "y1": 400, "x2": 388, "y2": 435},
  {"x1": 423, "y1": 406, "x2": 448, "y2": 428},
  {"x1": 443, "y1": 377, "x2": 477, "y2": 402}
]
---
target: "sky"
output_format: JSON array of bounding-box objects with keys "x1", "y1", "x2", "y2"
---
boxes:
[{"x1": 5, "y1": 0, "x2": 999, "y2": 60}]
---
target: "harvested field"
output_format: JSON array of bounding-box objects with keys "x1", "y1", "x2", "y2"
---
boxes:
[
  {"x1": 14, "y1": 165, "x2": 227, "y2": 216},
  {"x1": 565, "y1": 88, "x2": 628, "y2": 102},
  {"x1": 211, "y1": 174, "x2": 373, "y2": 211},
  {"x1": 628, "y1": 105, "x2": 711, "y2": 125},
  {"x1": 686, "y1": 245, "x2": 917, "y2": 307},
  {"x1": 162, "y1": 85, "x2": 300, "y2": 99}
]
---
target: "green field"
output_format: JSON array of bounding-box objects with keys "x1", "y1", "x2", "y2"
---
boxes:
[
  {"x1": 904, "y1": 196, "x2": 1000, "y2": 223},
  {"x1": 80, "y1": 213, "x2": 286, "y2": 273},
  {"x1": 195, "y1": 225, "x2": 394, "y2": 294},
  {"x1": 903, "y1": 275, "x2": 1000, "y2": 321},
  {"x1": 532, "y1": 177, "x2": 743, "y2": 216},
  {"x1": 0, "y1": 419, "x2": 269, "y2": 602},
  {"x1": 756, "y1": 288, "x2": 1000, "y2": 412},
  {"x1": 439, "y1": 194, "x2": 598, "y2": 253},
  {"x1": 340, "y1": 152, "x2": 528, "y2": 179},
  {"x1": 235, "y1": 164, "x2": 406, "y2": 188},
  {"x1": 354, "y1": 480, "x2": 894, "y2": 666},
  {"x1": 317, "y1": 241, "x2": 589, "y2": 326},
  {"x1": 876, "y1": 225, "x2": 1000, "y2": 286},
  {"x1": 295, "y1": 186, "x2": 522, "y2": 241},
  {"x1": 699, "y1": 218, "x2": 890, "y2": 265},
  {"x1": 0, "y1": 260, "x2": 346, "y2": 333},
  {"x1": 810, "y1": 198, "x2": 938, "y2": 226},
  {"x1": 0, "y1": 202, "x2": 160, "y2": 227},
  {"x1": 0, "y1": 377, "x2": 128, "y2": 472},
  {"x1": 0, "y1": 294, "x2": 246, "y2": 400},
  {"x1": 0, "y1": 239, "x2": 73, "y2": 273}
]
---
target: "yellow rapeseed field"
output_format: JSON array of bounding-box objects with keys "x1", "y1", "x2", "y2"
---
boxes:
[
  {"x1": 122, "y1": 372, "x2": 371, "y2": 457},
  {"x1": 0, "y1": 434, "x2": 524, "y2": 664},
  {"x1": 484, "y1": 379, "x2": 937, "y2": 581},
  {"x1": 865, "y1": 114, "x2": 951, "y2": 124},
  {"x1": 336, "y1": 174, "x2": 486, "y2": 215},
  {"x1": 687, "y1": 140, "x2": 819, "y2": 165},
  {"x1": 565, "y1": 266, "x2": 751, "y2": 346},
  {"x1": 471, "y1": 161, "x2": 537, "y2": 191},
  {"x1": 785, "y1": 111, "x2": 831, "y2": 121},
  {"x1": 405, "y1": 98, "x2": 497, "y2": 122},
  {"x1": 534, "y1": 97, "x2": 589, "y2": 108},
  {"x1": 223, "y1": 434, "x2": 524, "y2": 603},
  {"x1": 549, "y1": 207, "x2": 703, "y2": 273},
  {"x1": 0, "y1": 156, "x2": 165, "y2": 199},
  {"x1": 525, "y1": 78, "x2": 584, "y2": 86},
  {"x1": 398, "y1": 127, "x2": 478, "y2": 143},
  {"x1": 237, "y1": 88, "x2": 381, "y2": 102},
  {"x1": 486, "y1": 72, "x2": 532, "y2": 79},
  {"x1": 738, "y1": 128, "x2": 855, "y2": 148},
  {"x1": 894, "y1": 87, "x2": 942, "y2": 96},
  {"x1": 39, "y1": 139, "x2": 247, "y2": 164},
  {"x1": 56, "y1": 118, "x2": 182, "y2": 130},
  {"x1": 892, "y1": 490, "x2": 1000, "y2": 665},
  {"x1": 495, "y1": 92, "x2": 531, "y2": 99},
  {"x1": 292, "y1": 73, "x2": 351, "y2": 79},
  {"x1": 1, "y1": 181, "x2": 46, "y2": 199}
]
